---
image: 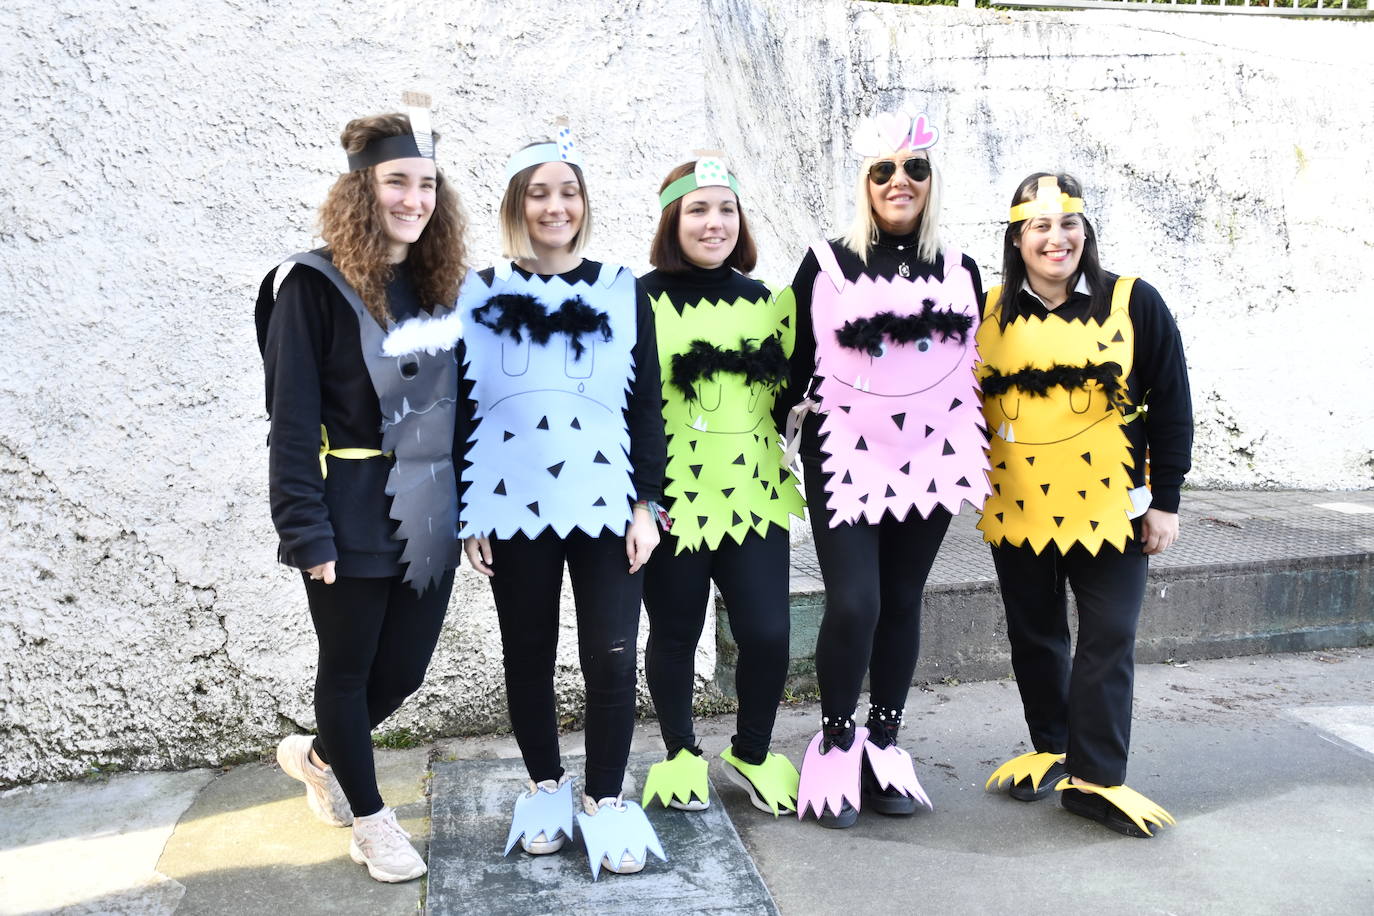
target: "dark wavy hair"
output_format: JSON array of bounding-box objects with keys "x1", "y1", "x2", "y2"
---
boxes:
[
  {"x1": 997, "y1": 172, "x2": 1109, "y2": 329},
  {"x1": 649, "y1": 160, "x2": 757, "y2": 274},
  {"x1": 318, "y1": 113, "x2": 468, "y2": 326}
]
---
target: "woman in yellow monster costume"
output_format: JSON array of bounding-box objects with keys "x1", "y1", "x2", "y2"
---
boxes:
[{"x1": 979, "y1": 173, "x2": 1192, "y2": 838}]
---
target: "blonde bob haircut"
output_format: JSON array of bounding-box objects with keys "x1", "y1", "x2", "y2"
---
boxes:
[
  {"x1": 498, "y1": 143, "x2": 592, "y2": 261},
  {"x1": 839, "y1": 149, "x2": 943, "y2": 266}
]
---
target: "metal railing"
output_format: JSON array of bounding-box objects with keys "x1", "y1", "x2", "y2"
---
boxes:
[{"x1": 986, "y1": 0, "x2": 1371, "y2": 16}]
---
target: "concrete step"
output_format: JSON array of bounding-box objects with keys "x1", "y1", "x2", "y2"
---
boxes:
[{"x1": 714, "y1": 490, "x2": 1374, "y2": 694}]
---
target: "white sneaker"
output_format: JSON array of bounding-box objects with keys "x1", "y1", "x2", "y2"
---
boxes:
[
  {"x1": 349, "y1": 807, "x2": 426, "y2": 883},
  {"x1": 276, "y1": 734, "x2": 352, "y2": 827},
  {"x1": 520, "y1": 778, "x2": 569, "y2": 854},
  {"x1": 581, "y1": 795, "x2": 645, "y2": 875}
]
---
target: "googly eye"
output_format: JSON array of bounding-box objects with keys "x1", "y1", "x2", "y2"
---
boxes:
[
  {"x1": 916, "y1": 338, "x2": 932, "y2": 352},
  {"x1": 400, "y1": 359, "x2": 419, "y2": 379}
]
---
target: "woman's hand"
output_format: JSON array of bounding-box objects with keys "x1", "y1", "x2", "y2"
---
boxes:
[
  {"x1": 1140, "y1": 509, "x2": 1179, "y2": 556},
  {"x1": 465, "y1": 536, "x2": 495, "y2": 577},
  {"x1": 626, "y1": 505, "x2": 660, "y2": 574},
  {"x1": 307, "y1": 561, "x2": 336, "y2": 584}
]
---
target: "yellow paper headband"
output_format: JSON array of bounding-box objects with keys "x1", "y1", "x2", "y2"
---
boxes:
[{"x1": 1009, "y1": 176, "x2": 1085, "y2": 223}]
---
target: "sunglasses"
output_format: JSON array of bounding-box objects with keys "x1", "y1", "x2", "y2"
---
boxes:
[{"x1": 868, "y1": 157, "x2": 931, "y2": 185}]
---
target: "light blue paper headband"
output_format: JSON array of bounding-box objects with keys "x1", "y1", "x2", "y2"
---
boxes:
[{"x1": 504, "y1": 121, "x2": 585, "y2": 183}]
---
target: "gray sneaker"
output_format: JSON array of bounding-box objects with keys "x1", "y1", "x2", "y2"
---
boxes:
[
  {"x1": 350, "y1": 807, "x2": 427, "y2": 882},
  {"x1": 276, "y1": 734, "x2": 352, "y2": 827}
]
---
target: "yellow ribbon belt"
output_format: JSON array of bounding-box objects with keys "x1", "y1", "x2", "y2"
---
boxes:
[{"x1": 318, "y1": 425, "x2": 389, "y2": 478}]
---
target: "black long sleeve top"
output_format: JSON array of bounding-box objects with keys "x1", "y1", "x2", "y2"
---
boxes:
[
  {"x1": 774, "y1": 231, "x2": 985, "y2": 463},
  {"x1": 999, "y1": 276, "x2": 1193, "y2": 513},
  {"x1": 461, "y1": 259, "x2": 666, "y2": 506},
  {"x1": 262, "y1": 253, "x2": 460, "y2": 575}
]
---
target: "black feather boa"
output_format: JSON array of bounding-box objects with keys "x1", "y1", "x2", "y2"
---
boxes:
[
  {"x1": 835, "y1": 299, "x2": 973, "y2": 357},
  {"x1": 670, "y1": 335, "x2": 789, "y2": 401},
  {"x1": 472, "y1": 293, "x2": 612, "y2": 357},
  {"x1": 981, "y1": 361, "x2": 1128, "y2": 409}
]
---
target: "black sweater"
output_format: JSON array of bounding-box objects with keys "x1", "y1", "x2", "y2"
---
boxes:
[
  {"x1": 638, "y1": 263, "x2": 769, "y2": 312},
  {"x1": 459, "y1": 259, "x2": 666, "y2": 506},
  {"x1": 262, "y1": 254, "x2": 460, "y2": 575},
  {"x1": 775, "y1": 231, "x2": 985, "y2": 463},
  {"x1": 997, "y1": 277, "x2": 1193, "y2": 513}
]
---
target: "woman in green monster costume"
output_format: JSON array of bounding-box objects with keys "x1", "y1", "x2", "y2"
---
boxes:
[
  {"x1": 980, "y1": 173, "x2": 1193, "y2": 838},
  {"x1": 638, "y1": 156, "x2": 806, "y2": 816}
]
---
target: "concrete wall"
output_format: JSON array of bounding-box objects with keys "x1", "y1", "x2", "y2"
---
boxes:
[{"x1": 1, "y1": 0, "x2": 1370, "y2": 783}]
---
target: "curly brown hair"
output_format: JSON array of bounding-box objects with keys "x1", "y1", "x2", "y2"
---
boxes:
[{"x1": 318, "y1": 113, "x2": 468, "y2": 326}]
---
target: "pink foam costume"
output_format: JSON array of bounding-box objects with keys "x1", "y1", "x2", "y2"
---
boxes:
[{"x1": 808, "y1": 239, "x2": 990, "y2": 526}]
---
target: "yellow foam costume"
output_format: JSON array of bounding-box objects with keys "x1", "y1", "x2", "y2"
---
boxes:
[{"x1": 976, "y1": 277, "x2": 1139, "y2": 555}]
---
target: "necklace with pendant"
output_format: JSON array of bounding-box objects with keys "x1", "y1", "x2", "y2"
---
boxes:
[{"x1": 896, "y1": 243, "x2": 910, "y2": 278}]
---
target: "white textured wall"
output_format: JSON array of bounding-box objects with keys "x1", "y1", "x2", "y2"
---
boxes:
[{"x1": 1, "y1": 0, "x2": 1370, "y2": 783}]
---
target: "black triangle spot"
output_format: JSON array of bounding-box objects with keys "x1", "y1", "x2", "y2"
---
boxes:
[
  {"x1": 1026, "y1": 456, "x2": 1036, "y2": 466},
  {"x1": 685, "y1": 491, "x2": 698, "y2": 502},
  {"x1": 899, "y1": 462, "x2": 911, "y2": 475},
  {"x1": 536, "y1": 416, "x2": 549, "y2": 430},
  {"x1": 527, "y1": 501, "x2": 540, "y2": 516},
  {"x1": 503, "y1": 430, "x2": 516, "y2": 441},
  {"x1": 993, "y1": 483, "x2": 1001, "y2": 494},
  {"x1": 925, "y1": 425, "x2": 935, "y2": 437},
  {"x1": 721, "y1": 487, "x2": 735, "y2": 498},
  {"x1": 570, "y1": 417, "x2": 581, "y2": 429},
  {"x1": 995, "y1": 461, "x2": 1007, "y2": 470},
  {"x1": 751, "y1": 512, "x2": 763, "y2": 525},
  {"x1": 855, "y1": 437, "x2": 868, "y2": 451},
  {"x1": 731, "y1": 511, "x2": 743, "y2": 526},
  {"x1": 1040, "y1": 483, "x2": 1050, "y2": 494},
  {"x1": 1015, "y1": 499, "x2": 1025, "y2": 510},
  {"x1": 858, "y1": 494, "x2": 869, "y2": 503},
  {"x1": 1053, "y1": 516, "x2": 1065, "y2": 527},
  {"x1": 691, "y1": 464, "x2": 703, "y2": 478},
  {"x1": 1101, "y1": 477, "x2": 1112, "y2": 488},
  {"x1": 493, "y1": 479, "x2": 507, "y2": 495},
  {"x1": 781, "y1": 315, "x2": 791, "y2": 327},
  {"x1": 995, "y1": 512, "x2": 1004, "y2": 522},
  {"x1": 842, "y1": 471, "x2": 853, "y2": 485},
  {"x1": 1078, "y1": 490, "x2": 1087, "y2": 499},
  {"x1": 885, "y1": 485, "x2": 897, "y2": 498},
  {"x1": 752, "y1": 466, "x2": 761, "y2": 479},
  {"x1": 949, "y1": 397, "x2": 962, "y2": 411},
  {"x1": 688, "y1": 440, "x2": 698, "y2": 451},
  {"x1": 1097, "y1": 341, "x2": 1109, "y2": 352},
  {"x1": 593, "y1": 451, "x2": 610, "y2": 464},
  {"x1": 593, "y1": 497, "x2": 606, "y2": 507},
  {"x1": 942, "y1": 440, "x2": 955, "y2": 456},
  {"x1": 838, "y1": 405, "x2": 851, "y2": 413},
  {"x1": 547, "y1": 462, "x2": 564, "y2": 478},
  {"x1": 1111, "y1": 330, "x2": 1125, "y2": 343},
  {"x1": 891, "y1": 412, "x2": 906, "y2": 430},
  {"x1": 1081, "y1": 452, "x2": 1092, "y2": 464},
  {"x1": 732, "y1": 453, "x2": 747, "y2": 465},
  {"x1": 928, "y1": 480, "x2": 938, "y2": 493},
  {"x1": 769, "y1": 491, "x2": 779, "y2": 500},
  {"x1": 956, "y1": 476, "x2": 970, "y2": 487},
  {"x1": 1089, "y1": 520, "x2": 1099, "y2": 530},
  {"x1": 698, "y1": 516, "x2": 709, "y2": 527}
]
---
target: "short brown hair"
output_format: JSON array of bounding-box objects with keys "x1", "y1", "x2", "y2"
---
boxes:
[
  {"x1": 498, "y1": 144, "x2": 591, "y2": 260},
  {"x1": 648, "y1": 160, "x2": 757, "y2": 274}
]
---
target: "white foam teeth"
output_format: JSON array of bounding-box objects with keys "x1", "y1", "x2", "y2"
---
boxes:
[
  {"x1": 692, "y1": 415, "x2": 708, "y2": 431},
  {"x1": 1006, "y1": 423, "x2": 1015, "y2": 443}
]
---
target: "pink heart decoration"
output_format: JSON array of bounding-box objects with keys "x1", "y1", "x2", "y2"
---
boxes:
[{"x1": 908, "y1": 115, "x2": 937, "y2": 151}]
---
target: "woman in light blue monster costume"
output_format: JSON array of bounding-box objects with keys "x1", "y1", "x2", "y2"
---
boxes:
[{"x1": 386, "y1": 124, "x2": 669, "y2": 879}]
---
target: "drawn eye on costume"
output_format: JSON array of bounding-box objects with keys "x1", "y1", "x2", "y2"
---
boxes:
[
  {"x1": 999, "y1": 395, "x2": 1021, "y2": 420},
  {"x1": 695, "y1": 380, "x2": 722, "y2": 412},
  {"x1": 501, "y1": 337, "x2": 530, "y2": 376},
  {"x1": 398, "y1": 358, "x2": 420, "y2": 380},
  {"x1": 1069, "y1": 386, "x2": 1094, "y2": 415},
  {"x1": 564, "y1": 338, "x2": 594, "y2": 379}
]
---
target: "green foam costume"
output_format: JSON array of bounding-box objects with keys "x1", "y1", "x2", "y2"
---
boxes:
[{"x1": 652, "y1": 289, "x2": 805, "y2": 553}]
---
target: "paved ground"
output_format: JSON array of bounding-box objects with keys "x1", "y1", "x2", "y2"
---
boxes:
[{"x1": 2, "y1": 649, "x2": 1372, "y2": 915}]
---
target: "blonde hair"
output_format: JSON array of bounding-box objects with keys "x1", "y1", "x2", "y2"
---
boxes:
[
  {"x1": 839, "y1": 151, "x2": 943, "y2": 265},
  {"x1": 498, "y1": 147, "x2": 592, "y2": 261}
]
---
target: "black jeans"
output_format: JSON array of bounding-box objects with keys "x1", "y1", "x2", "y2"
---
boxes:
[
  {"x1": 488, "y1": 529, "x2": 643, "y2": 800},
  {"x1": 989, "y1": 524, "x2": 1148, "y2": 786},
  {"x1": 303, "y1": 570, "x2": 452, "y2": 817},
  {"x1": 643, "y1": 526, "x2": 790, "y2": 765},
  {"x1": 804, "y1": 459, "x2": 951, "y2": 725}
]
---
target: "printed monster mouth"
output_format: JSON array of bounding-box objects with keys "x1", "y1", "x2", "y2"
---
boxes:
[
  {"x1": 993, "y1": 409, "x2": 1116, "y2": 446},
  {"x1": 683, "y1": 414, "x2": 764, "y2": 436},
  {"x1": 488, "y1": 387, "x2": 614, "y2": 413},
  {"x1": 834, "y1": 350, "x2": 965, "y2": 397}
]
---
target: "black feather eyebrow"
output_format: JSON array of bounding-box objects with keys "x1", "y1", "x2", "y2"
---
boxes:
[
  {"x1": 471, "y1": 293, "x2": 612, "y2": 357},
  {"x1": 670, "y1": 336, "x2": 789, "y2": 402},
  {"x1": 835, "y1": 299, "x2": 973, "y2": 357},
  {"x1": 981, "y1": 361, "x2": 1128, "y2": 409}
]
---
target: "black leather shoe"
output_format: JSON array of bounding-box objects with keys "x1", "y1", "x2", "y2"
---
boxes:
[
  {"x1": 1060, "y1": 787, "x2": 1152, "y2": 838},
  {"x1": 1009, "y1": 760, "x2": 1068, "y2": 802}
]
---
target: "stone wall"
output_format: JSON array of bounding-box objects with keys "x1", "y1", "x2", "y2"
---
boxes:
[{"x1": 1, "y1": 0, "x2": 1369, "y2": 783}]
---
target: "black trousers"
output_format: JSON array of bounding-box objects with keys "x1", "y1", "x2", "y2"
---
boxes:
[
  {"x1": 303, "y1": 570, "x2": 452, "y2": 817},
  {"x1": 989, "y1": 523, "x2": 1148, "y2": 786},
  {"x1": 804, "y1": 459, "x2": 952, "y2": 725},
  {"x1": 488, "y1": 529, "x2": 643, "y2": 800},
  {"x1": 643, "y1": 525, "x2": 790, "y2": 765}
]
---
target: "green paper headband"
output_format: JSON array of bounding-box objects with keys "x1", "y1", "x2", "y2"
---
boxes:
[{"x1": 659, "y1": 157, "x2": 741, "y2": 210}]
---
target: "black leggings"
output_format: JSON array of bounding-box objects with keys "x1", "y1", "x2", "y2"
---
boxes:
[
  {"x1": 489, "y1": 529, "x2": 644, "y2": 800},
  {"x1": 989, "y1": 524, "x2": 1147, "y2": 786},
  {"x1": 643, "y1": 526, "x2": 790, "y2": 765},
  {"x1": 303, "y1": 570, "x2": 452, "y2": 818},
  {"x1": 804, "y1": 459, "x2": 951, "y2": 725}
]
